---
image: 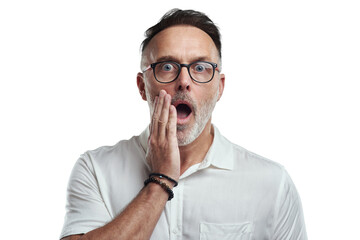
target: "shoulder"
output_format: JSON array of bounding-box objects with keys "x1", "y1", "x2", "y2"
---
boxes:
[
  {"x1": 215, "y1": 127, "x2": 284, "y2": 172},
  {"x1": 233, "y1": 143, "x2": 283, "y2": 171},
  {"x1": 214, "y1": 126, "x2": 285, "y2": 183},
  {"x1": 70, "y1": 133, "x2": 147, "y2": 179},
  {"x1": 81, "y1": 134, "x2": 144, "y2": 164}
]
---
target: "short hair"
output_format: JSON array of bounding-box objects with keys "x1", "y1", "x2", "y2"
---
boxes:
[{"x1": 141, "y1": 9, "x2": 222, "y2": 59}]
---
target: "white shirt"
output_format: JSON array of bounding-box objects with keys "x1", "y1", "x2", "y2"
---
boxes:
[{"x1": 60, "y1": 125, "x2": 307, "y2": 239}]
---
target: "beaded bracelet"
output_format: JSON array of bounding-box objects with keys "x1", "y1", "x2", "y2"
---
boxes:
[
  {"x1": 149, "y1": 173, "x2": 178, "y2": 187},
  {"x1": 144, "y1": 177, "x2": 174, "y2": 201}
]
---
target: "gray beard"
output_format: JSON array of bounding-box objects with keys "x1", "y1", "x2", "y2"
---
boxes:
[
  {"x1": 146, "y1": 89, "x2": 219, "y2": 146},
  {"x1": 175, "y1": 91, "x2": 218, "y2": 146}
]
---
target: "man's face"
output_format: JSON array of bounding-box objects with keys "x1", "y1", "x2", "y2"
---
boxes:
[{"x1": 138, "y1": 25, "x2": 225, "y2": 146}]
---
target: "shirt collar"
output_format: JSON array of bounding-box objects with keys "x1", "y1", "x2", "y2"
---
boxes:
[
  {"x1": 138, "y1": 124, "x2": 234, "y2": 172},
  {"x1": 198, "y1": 125, "x2": 234, "y2": 171},
  {"x1": 138, "y1": 125, "x2": 149, "y2": 155}
]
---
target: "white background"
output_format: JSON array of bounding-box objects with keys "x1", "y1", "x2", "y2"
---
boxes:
[{"x1": 1, "y1": 0, "x2": 359, "y2": 239}]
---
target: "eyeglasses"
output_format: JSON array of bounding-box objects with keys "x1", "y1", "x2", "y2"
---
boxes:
[{"x1": 143, "y1": 61, "x2": 219, "y2": 83}]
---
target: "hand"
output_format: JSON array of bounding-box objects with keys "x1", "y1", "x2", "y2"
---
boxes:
[{"x1": 146, "y1": 90, "x2": 180, "y2": 184}]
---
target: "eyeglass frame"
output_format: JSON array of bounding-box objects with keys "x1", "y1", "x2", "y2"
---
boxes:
[{"x1": 142, "y1": 60, "x2": 220, "y2": 84}]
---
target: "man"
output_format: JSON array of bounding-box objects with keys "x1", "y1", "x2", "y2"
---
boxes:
[{"x1": 60, "y1": 9, "x2": 307, "y2": 240}]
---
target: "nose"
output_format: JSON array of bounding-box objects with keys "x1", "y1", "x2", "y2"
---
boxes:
[{"x1": 176, "y1": 66, "x2": 191, "y2": 91}]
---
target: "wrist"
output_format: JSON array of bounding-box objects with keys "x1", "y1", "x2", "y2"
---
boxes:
[
  {"x1": 151, "y1": 176, "x2": 175, "y2": 189},
  {"x1": 149, "y1": 173, "x2": 178, "y2": 187},
  {"x1": 144, "y1": 177, "x2": 174, "y2": 201}
]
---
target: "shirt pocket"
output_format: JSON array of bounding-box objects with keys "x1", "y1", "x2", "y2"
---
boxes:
[{"x1": 199, "y1": 222, "x2": 254, "y2": 240}]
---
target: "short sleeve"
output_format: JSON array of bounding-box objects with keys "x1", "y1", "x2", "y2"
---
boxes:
[
  {"x1": 272, "y1": 169, "x2": 307, "y2": 240},
  {"x1": 60, "y1": 154, "x2": 111, "y2": 239}
]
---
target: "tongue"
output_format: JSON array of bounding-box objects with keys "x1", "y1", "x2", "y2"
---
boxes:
[
  {"x1": 177, "y1": 110, "x2": 188, "y2": 119},
  {"x1": 176, "y1": 104, "x2": 191, "y2": 119}
]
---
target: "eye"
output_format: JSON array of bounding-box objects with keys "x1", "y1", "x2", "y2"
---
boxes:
[
  {"x1": 161, "y1": 63, "x2": 174, "y2": 72},
  {"x1": 194, "y1": 63, "x2": 206, "y2": 72}
]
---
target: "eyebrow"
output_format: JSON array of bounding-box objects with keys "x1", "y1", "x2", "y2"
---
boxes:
[{"x1": 156, "y1": 55, "x2": 210, "y2": 63}]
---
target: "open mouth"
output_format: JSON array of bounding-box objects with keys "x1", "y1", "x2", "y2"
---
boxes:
[{"x1": 176, "y1": 104, "x2": 192, "y2": 119}]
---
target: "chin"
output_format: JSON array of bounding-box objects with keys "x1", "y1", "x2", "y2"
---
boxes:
[
  {"x1": 176, "y1": 125, "x2": 194, "y2": 146},
  {"x1": 176, "y1": 120, "x2": 206, "y2": 146},
  {"x1": 177, "y1": 136, "x2": 194, "y2": 146}
]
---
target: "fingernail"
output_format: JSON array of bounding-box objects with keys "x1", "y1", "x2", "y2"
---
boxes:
[{"x1": 159, "y1": 90, "x2": 165, "y2": 97}]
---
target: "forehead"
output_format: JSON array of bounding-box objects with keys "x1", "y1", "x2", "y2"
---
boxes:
[{"x1": 145, "y1": 25, "x2": 218, "y2": 63}]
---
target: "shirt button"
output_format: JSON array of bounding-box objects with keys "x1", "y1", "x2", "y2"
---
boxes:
[{"x1": 172, "y1": 229, "x2": 178, "y2": 234}]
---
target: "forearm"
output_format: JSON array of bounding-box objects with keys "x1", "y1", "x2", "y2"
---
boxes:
[{"x1": 80, "y1": 183, "x2": 169, "y2": 240}]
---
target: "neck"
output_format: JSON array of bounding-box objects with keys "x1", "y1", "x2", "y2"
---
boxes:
[{"x1": 178, "y1": 119, "x2": 214, "y2": 175}]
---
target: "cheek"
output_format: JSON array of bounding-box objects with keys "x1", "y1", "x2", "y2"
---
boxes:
[
  {"x1": 145, "y1": 81, "x2": 175, "y2": 99},
  {"x1": 203, "y1": 84, "x2": 219, "y2": 98},
  {"x1": 144, "y1": 78, "x2": 158, "y2": 101},
  {"x1": 199, "y1": 89, "x2": 219, "y2": 108}
]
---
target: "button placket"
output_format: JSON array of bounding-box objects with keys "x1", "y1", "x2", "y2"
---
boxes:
[{"x1": 169, "y1": 180, "x2": 183, "y2": 239}]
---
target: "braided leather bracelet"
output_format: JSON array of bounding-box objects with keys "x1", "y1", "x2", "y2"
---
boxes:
[
  {"x1": 149, "y1": 173, "x2": 178, "y2": 187},
  {"x1": 144, "y1": 177, "x2": 174, "y2": 201}
]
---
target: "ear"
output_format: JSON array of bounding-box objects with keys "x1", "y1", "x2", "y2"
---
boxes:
[
  {"x1": 137, "y1": 72, "x2": 147, "y2": 101},
  {"x1": 217, "y1": 73, "x2": 225, "y2": 101}
]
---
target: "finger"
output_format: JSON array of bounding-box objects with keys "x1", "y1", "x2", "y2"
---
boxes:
[
  {"x1": 149, "y1": 96, "x2": 158, "y2": 136},
  {"x1": 158, "y1": 93, "x2": 171, "y2": 139},
  {"x1": 152, "y1": 90, "x2": 165, "y2": 137},
  {"x1": 167, "y1": 105, "x2": 177, "y2": 141}
]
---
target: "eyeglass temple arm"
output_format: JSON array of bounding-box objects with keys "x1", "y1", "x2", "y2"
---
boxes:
[{"x1": 142, "y1": 65, "x2": 152, "y2": 73}]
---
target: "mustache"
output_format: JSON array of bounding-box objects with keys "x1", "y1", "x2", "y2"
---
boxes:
[{"x1": 171, "y1": 92, "x2": 197, "y2": 111}]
